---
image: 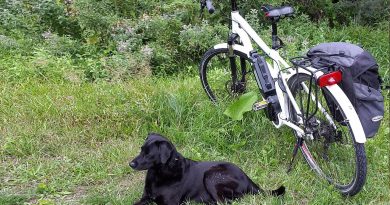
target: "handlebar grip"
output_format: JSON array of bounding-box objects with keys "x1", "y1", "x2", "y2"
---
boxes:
[{"x1": 206, "y1": 0, "x2": 215, "y2": 14}]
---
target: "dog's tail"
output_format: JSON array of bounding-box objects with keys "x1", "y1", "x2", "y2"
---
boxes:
[{"x1": 250, "y1": 182, "x2": 285, "y2": 196}]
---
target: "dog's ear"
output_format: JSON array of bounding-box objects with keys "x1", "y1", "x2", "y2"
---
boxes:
[
  {"x1": 159, "y1": 142, "x2": 172, "y2": 164},
  {"x1": 146, "y1": 133, "x2": 152, "y2": 141}
]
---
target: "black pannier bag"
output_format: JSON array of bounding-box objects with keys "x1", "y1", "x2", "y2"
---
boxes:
[{"x1": 307, "y1": 42, "x2": 384, "y2": 138}]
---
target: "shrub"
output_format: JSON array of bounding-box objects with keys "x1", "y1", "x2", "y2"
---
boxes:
[
  {"x1": 111, "y1": 20, "x2": 142, "y2": 52},
  {"x1": 355, "y1": 0, "x2": 389, "y2": 26},
  {"x1": 41, "y1": 32, "x2": 83, "y2": 57},
  {"x1": 0, "y1": 0, "x2": 41, "y2": 36},
  {"x1": 102, "y1": 47, "x2": 152, "y2": 81},
  {"x1": 130, "y1": 14, "x2": 184, "y2": 75},
  {"x1": 35, "y1": 0, "x2": 82, "y2": 38},
  {"x1": 288, "y1": 0, "x2": 389, "y2": 26},
  {"x1": 178, "y1": 21, "x2": 229, "y2": 63},
  {"x1": 0, "y1": 35, "x2": 19, "y2": 52},
  {"x1": 0, "y1": 0, "x2": 387, "y2": 80},
  {"x1": 160, "y1": 0, "x2": 199, "y2": 25},
  {"x1": 74, "y1": 0, "x2": 119, "y2": 46}
]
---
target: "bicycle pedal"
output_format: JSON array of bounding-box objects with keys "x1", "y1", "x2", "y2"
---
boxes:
[{"x1": 253, "y1": 100, "x2": 268, "y2": 111}]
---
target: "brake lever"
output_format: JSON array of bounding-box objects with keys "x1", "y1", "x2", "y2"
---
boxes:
[{"x1": 261, "y1": 4, "x2": 273, "y2": 12}]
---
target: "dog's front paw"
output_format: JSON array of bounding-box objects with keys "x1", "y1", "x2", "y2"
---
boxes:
[
  {"x1": 133, "y1": 201, "x2": 145, "y2": 205},
  {"x1": 133, "y1": 198, "x2": 151, "y2": 205}
]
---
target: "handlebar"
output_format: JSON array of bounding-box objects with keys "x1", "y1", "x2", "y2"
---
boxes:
[
  {"x1": 201, "y1": 0, "x2": 215, "y2": 14},
  {"x1": 206, "y1": 0, "x2": 215, "y2": 14}
]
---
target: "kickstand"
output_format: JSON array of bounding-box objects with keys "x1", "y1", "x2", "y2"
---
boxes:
[{"x1": 287, "y1": 137, "x2": 303, "y2": 173}]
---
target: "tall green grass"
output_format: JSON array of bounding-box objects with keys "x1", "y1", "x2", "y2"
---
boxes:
[
  {"x1": 0, "y1": 76, "x2": 388, "y2": 204},
  {"x1": 0, "y1": 2, "x2": 388, "y2": 204}
]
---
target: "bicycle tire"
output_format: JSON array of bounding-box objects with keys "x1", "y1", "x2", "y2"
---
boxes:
[
  {"x1": 199, "y1": 48, "x2": 254, "y2": 103},
  {"x1": 288, "y1": 73, "x2": 367, "y2": 196}
]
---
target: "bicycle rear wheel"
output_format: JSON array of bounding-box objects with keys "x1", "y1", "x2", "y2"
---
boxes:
[
  {"x1": 288, "y1": 73, "x2": 367, "y2": 196},
  {"x1": 199, "y1": 48, "x2": 256, "y2": 103}
]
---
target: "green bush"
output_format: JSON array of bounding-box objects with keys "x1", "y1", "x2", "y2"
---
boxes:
[
  {"x1": 0, "y1": 35, "x2": 19, "y2": 52},
  {"x1": 355, "y1": 0, "x2": 389, "y2": 26},
  {"x1": 0, "y1": 0, "x2": 388, "y2": 80},
  {"x1": 111, "y1": 20, "x2": 142, "y2": 52},
  {"x1": 149, "y1": 42, "x2": 178, "y2": 75},
  {"x1": 160, "y1": 0, "x2": 199, "y2": 25},
  {"x1": 102, "y1": 48, "x2": 152, "y2": 81},
  {"x1": 74, "y1": 0, "x2": 119, "y2": 46},
  {"x1": 0, "y1": 0, "x2": 41, "y2": 36},
  {"x1": 288, "y1": 0, "x2": 389, "y2": 26},
  {"x1": 178, "y1": 21, "x2": 229, "y2": 62},
  {"x1": 130, "y1": 15, "x2": 183, "y2": 75},
  {"x1": 35, "y1": 0, "x2": 82, "y2": 38},
  {"x1": 41, "y1": 32, "x2": 83, "y2": 57}
]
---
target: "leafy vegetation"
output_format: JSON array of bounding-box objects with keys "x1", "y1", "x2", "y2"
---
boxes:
[
  {"x1": 1, "y1": 0, "x2": 388, "y2": 80},
  {"x1": 288, "y1": 0, "x2": 389, "y2": 27},
  {"x1": 0, "y1": 0, "x2": 389, "y2": 204}
]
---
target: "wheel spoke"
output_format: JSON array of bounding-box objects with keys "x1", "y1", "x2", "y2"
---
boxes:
[
  {"x1": 288, "y1": 73, "x2": 366, "y2": 196},
  {"x1": 199, "y1": 48, "x2": 256, "y2": 104}
]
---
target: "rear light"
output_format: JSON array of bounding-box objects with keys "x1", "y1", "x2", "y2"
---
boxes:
[{"x1": 317, "y1": 70, "x2": 342, "y2": 87}]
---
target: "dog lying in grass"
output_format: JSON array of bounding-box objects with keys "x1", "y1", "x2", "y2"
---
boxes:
[{"x1": 130, "y1": 133, "x2": 285, "y2": 205}]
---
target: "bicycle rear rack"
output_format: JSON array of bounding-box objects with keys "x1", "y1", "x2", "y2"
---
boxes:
[
  {"x1": 287, "y1": 56, "x2": 329, "y2": 172},
  {"x1": 289, "y1": 57, "x2": 331, "y2": 131}
]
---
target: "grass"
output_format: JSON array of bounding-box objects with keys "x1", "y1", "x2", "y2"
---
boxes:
[{"x1": 0, "y1": 75, "x2": 389, "y2": 205}]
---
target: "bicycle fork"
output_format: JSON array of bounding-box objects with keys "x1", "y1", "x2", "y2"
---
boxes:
[{"x1": 228, "y1": 33, "x2": 246, "y2": 94}]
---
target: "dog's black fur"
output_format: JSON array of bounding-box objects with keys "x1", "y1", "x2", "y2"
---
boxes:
[{"x1": 130, "y1": 133, "x2": 285, "y2": 205}]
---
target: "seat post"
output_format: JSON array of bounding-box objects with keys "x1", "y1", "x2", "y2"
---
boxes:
[
  {"x1": 270, "y1": 19, "x2": 284, "y2": 50},
  {"x1": 271, "y1": 21, "x2": 277, "y2": 36},
  {"x1": 231, "y1": 0, "x2": 238, "y2": 11},
  {"x1": 271, "y1": 21, "x2": 279, "y2": 49}
]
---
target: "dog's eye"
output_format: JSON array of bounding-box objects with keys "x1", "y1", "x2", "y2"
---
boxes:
[{"x1": 142, "y1": 148, "x2": 150, "y2": 155}]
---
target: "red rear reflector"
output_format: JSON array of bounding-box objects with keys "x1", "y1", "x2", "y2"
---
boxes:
[{"x1": 317, "y1": 71, "x2": 342, "y2": 87}]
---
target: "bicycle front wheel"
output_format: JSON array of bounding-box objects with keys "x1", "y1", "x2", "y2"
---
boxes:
[
  {"x1": 199, "y1": 48, "x2": 256, "y2": 103},
  {"x1": 288, "y1": 73, "x2": 367, "y2": 196}
]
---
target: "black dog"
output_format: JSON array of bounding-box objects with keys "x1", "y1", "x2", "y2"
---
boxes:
[{"x1": 130, "y1": 133, "x2": 285, "y2": 205}]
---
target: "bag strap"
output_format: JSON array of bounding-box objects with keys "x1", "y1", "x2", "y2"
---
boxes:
[
  {"x1": 307, "y1": 51, "x2": 354, "y2": 71},
  {"x1": 307, "y1": 51, "x2": 355, "y2": 59}
]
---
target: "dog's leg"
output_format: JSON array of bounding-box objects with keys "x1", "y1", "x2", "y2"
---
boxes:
[
  {"x1": 204, "y1": 174, "x2": 240, "y2": 204},
  {"x1": 133, "y1": 196, "x2": 151, "y2": 205},
  {"x1": 133, "y1": 191, "x2": 152, "y2": 205}
]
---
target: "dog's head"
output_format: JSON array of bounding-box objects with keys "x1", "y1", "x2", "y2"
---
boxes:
[{"x1": 130, "y1": 133, "x2": 177, "y2": 170}]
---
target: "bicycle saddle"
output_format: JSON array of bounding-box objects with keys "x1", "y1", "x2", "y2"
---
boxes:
[{"x1": 261, "y1": 5, "x2": 294, "y2": 19}]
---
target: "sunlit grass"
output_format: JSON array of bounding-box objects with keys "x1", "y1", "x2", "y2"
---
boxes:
[{"x1": 0, "y1": 76, "x2": 388, "y2": 204}]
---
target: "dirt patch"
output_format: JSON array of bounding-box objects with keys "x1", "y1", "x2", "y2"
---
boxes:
[
  {"x1": 57, "y1": 185, "x2": 88, "y2": 205},
  {"x1": 55, "y1": 172, "x2": 145, "y2": 204},
  {"x1": 116, "y1": 172, "x2": 145, "y2": 194}
]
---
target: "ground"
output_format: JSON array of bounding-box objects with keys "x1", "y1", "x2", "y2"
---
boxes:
[{"x1": 0, "y1": 76, "x2": 389, "y2": 204}]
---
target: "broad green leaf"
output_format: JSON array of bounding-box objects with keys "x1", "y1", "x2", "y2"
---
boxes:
[{"x1": 223, "y1": 91, "x2": 258, "y2": 120}]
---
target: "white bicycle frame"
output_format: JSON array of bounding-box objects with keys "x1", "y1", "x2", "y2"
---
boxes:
[{"x1": 214, "y1": 11, "x2": 367, "y2": 143}]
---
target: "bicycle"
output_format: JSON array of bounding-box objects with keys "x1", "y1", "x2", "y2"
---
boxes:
[{"x1": 198, "y1": 0, "x2": 367, "y2": 196}]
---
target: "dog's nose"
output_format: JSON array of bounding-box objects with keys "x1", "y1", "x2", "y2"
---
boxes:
[{"x1": 129, "y1": 161, "x2": 137, "y2": 169}]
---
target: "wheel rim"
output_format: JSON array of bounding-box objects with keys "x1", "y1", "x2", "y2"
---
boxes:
[
  {"x1": 291, "y1": 76, "x2": 359, "y2": 187},
  {"x1": 201, "y1": 49, "x2": 256, "y2": 104}
]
